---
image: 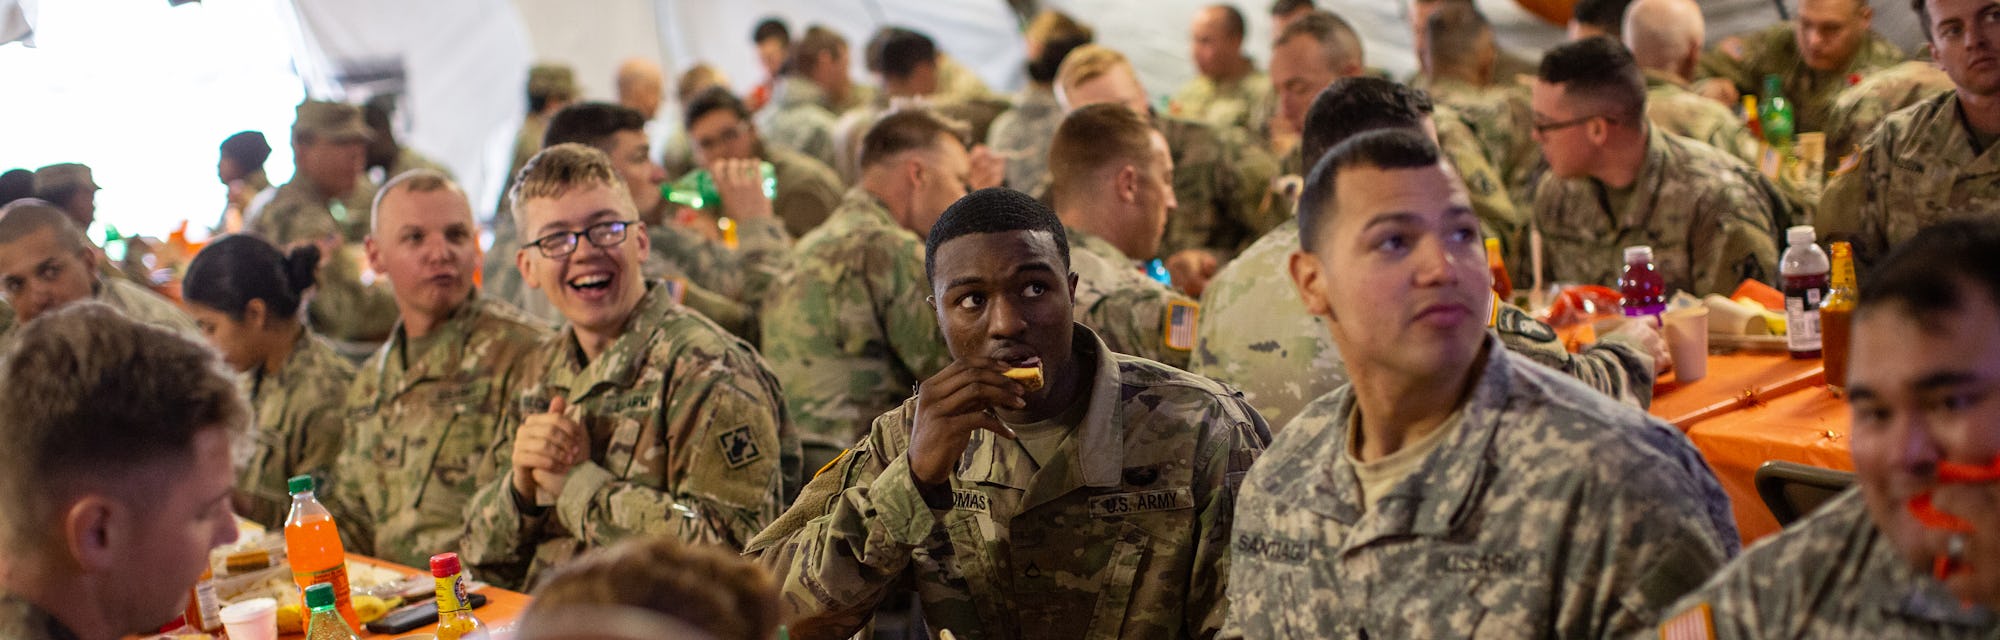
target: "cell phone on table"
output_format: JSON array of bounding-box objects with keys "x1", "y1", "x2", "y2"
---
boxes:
[{"x1": 363, "y1": 592, "x2": 489, "y2": 634}]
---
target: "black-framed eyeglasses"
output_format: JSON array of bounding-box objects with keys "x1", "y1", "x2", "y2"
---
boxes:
[
  {"x1": 523, "y1": 220, "x2": 635, "y2": 258},
  {"x1": 1531, "y1": 114, "x2": 1611, "y2": 135}
]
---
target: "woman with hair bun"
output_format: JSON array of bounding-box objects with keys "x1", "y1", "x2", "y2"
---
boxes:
[{"x1": 183, "y1": 234, "x2": 356, "y2": 528}]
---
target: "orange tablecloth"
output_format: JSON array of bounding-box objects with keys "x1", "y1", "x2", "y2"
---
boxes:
[
  {"x1": 1649, "y1": 351, "x2": 1823, "y2": 429},
  {"x1": 348, "y1": 555, "x2": 531, "y2": 639}
]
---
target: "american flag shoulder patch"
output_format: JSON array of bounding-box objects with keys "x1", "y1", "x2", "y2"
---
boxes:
[
  {"x1": 663, "y1": 278, "x2": 687, "y2": 305},
  {"x1": 1163, "y1": 300, "x2": 1199, "y2": 351},
  {"x1": 1658, "y1": 603, "x2": 1714, "y2": 640}
]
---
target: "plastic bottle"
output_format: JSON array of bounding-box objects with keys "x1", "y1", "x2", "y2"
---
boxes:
[
  {"x1": 431, "y1": 553, "x2": 490, "y2": 640},
  {"x1": 303, "y1": 583, "x2": 360, "y2": 640},
  {"x1": 662, "y1": 161, "x2": 777, "y2": 211},
  {"x1": 1760, "y1": 74, "x2": 1795, "y2": 147},
  {"x1": 1821, "y1": 241, "x2": 1858, "y2": 393},
  {"x1": 1743, "y1": 94, "x2": 1763, "y2": 141},
  {"x1": 182, "y1": 566, "x2": 222, "y2": 633},
  {"x1": 1618, "y1": 246, "x2": 1667, "y2": 321},
  {"x1": 1485, "y1": 237, "x2": 1514, "y2": 302},
  {"x1": 1781, "y1": 226, "x2": 1830, "y2": 359},
  {"x1": 285, "y1": 475, "x2": 358, "y2": 629}
]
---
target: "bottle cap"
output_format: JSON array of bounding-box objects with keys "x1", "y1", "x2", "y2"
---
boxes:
[
  {"x1": 1787, "y1": 225, "x2": 1816, "y2": 245},
  {"x1": 287, "y1": 475, "x2": 314, "y2": 495},
  {"x1": 1484, "y1": 237, "x2": 1500, "y2": 252},
  {"x1": 1831, "y1": 241, "x2": 1852, "y2": 258},
  {"x1": 1623, "y1": 245, "x2": 1653, "y2": 263},
  {"x1": 430, "y1": 552, "x2": 461, "y2": 578},
  {"x1": 304, "y1": 583, "x2": 335, "y2": 609}
]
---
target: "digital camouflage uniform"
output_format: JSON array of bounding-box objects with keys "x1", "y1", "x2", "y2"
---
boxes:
[
  {"x1": 462, "y1": 281, "x2": 796, "y2": 590},
  {"x1": 761, "y1": 187, "x2": 951, "y2": 451},
  {"x1": 1533, "y1": 127, "x2": 1783, "y2": 297},
  {"x1": 1171, "y1": 68, "x2": 1273, "y2": 136},
  {"x1": 1192, "y1": 218, "x2": 1655, "y2": 428},
  {"x1": 988, "y1": 87, "x2": 1065, "y2": 200},
  {"x1": 758, "y1": 76, "x2": 842, "y2": 170},
  {"x1": 1155, "y1": 114, "x2": 1285, "y2": 259},
  {"x1": 327, "y1": 293, "x2": 548, "y2": 568},
  {"x1": 251, "y1": 178, "x2": 400, "y2": 343},
  {"x1": 1223, "y1": 336, "x2": 1738, "y2": 637},
  {"x1": 235, "y1": 331, "x2": 357, "y2": 530},
  {"x1": 1824, "y1": 60, "x2": 1954, "y2": 165},
  {"x1": 1657, "y1": 490, "x2": 1999, "y2": 639},
  {"x1": 0, "y1": 593, "x2": 77, "y2": 640},
  {"x1": 746, "y1": 326, "x2": 1270, "y2": 640},
  {"x1": 1067, "y1": 228, "x2": 1197, "y2": 369},
  {"x1": 1698, "y1": 22, "x2": 1905, "y2": 134},
  {"x1": 1819, "y1": 91, "x2": 2000, "y2": 268}
]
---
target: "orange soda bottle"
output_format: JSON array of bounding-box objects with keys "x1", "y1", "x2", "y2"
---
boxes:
[
  {"x1": 1485, "y1": 237, "x2": 1513, "y2": 302},
  {"x1": 285, "y1": 475, "x2": 358, "y2": 629}
]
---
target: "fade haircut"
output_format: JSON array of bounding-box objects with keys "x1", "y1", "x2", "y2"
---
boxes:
[
  {"x1": 508, "y1": 143, "x2": 634, "y2": 234},
  {"x1": 543, "y1": 102, "x2": 648, "y2": 152},
  {"x1": 1425, "y1": 1, "x2": 1493, "y2": 75},
  {"x1": 1055, "y1": 44, "x2": 1133, "y2": 97},
  {"x1": 1301, "y1": 77, "x2": 1434, "y2": 168},
  {"x1": 0, "y1": 199, "x2": 89, "y2": 252},
  {"x1": 790, "y1": 25, "x2": 848, "y2": 76},
  {"x1": 1537, "y1": 36, "x2": 1648, "y2": 123},
  {"x1": 1277, "y1": 10, "x2": 1366, "y2": 73},
  {"x1": 0, "y1": 302, "x2": 248, "y2": 549},
  {"x1": 925, "y1": 187, "x2": 1071, "y2": 280},
  {"x1": 1048, "y1": 103, "x2": 1159, "y2": 203},
  {"x1": 858, "y1": 108, "x2": 971, "y2": 170},
  {"x1": 1858, "y1": 220, "x2": 2000, "y2": 326},
  {"x1": 528, "y1": 536, "x2": 780, "y2": 640},
  {"x1": 370, "y1": 168, "x2": 465, "y2": 234},
  {"x1": 867, "y1": 27, "x2": 937, "y2": 80},
  {"x1": 1572, "y1": 0, "x2": 1637, "y2": 38},
  {"x1": 1297, "y1": 128, "x2": 1444, "y2": 252}
]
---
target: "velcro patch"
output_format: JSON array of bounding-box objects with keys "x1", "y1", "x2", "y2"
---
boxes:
[
  {"x1": 1657, "y1": 603, "x2": 1715, "y2": 640},
  {"x1": 1163, "y1": 300, "x2": 1199, "y2": 351},
  {"x1": 716, "y1": 425, "x2": 762, "y2": 469},
  {"x1": 952, "y1": 489, "x2": 991, "y2": 513},
  {"x1": 1089, "y1": 487, "x2": 1194, "y2": 517},
  {"x1": 664, "y1": 278, "x2": 688, "y2": 305}
]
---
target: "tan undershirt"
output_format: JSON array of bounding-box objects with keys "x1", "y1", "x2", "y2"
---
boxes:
[{"x1": 1344, "y1": 405, "x2": 1464, "y2": 513}]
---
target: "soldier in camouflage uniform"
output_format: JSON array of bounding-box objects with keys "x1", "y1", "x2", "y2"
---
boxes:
[
  {"x1": 748, "y1": 187, "x2": 1268, "y2": 640},
  {"x1": 1171, "y1": 5, "x2": 1274, "y2": 136},
  {"x1": 1417, "y1": 0, "x2": 1544, "y2": 210},
  {"x1": 1824, "y1": 60, "x2": 1954, "y2": 167},
  {"x1": 1047, "y1": 104, "x2": 1199, "y2": 369},
  {"x1": 253, "y1": 100, "x2": 400, "y2": 345},
  {"x1": 1694, "y1": 0, "x2": 1904, "y2": 134},
  {"x1": 759, "y1": 26, "x2": 875, "y2": 169},
  {"x1": 0, "y1": 201, "x2": 198, "y2": 341},
  {"x1": 988, "y1": 9, "x2": 1095, "y2": 200},
  {"x1": 1224, "y1": 128, "x2": 1734, "y2": 638},
  {"x1": 462, "y1": 144, "x2": 794, "y2": 590},
  {"x1": 1533, "y1": 38, "x2": 1782, "y2": 298},
  {"x1": 1657, "y1": 221, "x2": 2000, "y2": 639},
  {"x1": 327, "y1": 172, "x2": 548, "y2": 569},
  {"x1": 680, "y1": 87, "x2": 845, "y2": 238}
]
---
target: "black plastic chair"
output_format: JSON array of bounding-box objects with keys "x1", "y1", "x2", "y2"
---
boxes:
[{"x1": 1754, "y1": 461, "x2": 1856, "y2": 527}]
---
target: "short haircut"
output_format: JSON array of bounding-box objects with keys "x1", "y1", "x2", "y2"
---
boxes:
[
  {"x1": 858, "y1": 108, "x2": 971, "y2": 170},
  {"x1": 1425, "y1": 1, "x2": 1493, "y2": 74},
  {"x1": 790, "y1": 25, "x2": 848, "y2": 75},
  {"x1": 509, "y1": 143, "x2": 633, "y2": 233},
  {"x1": 1858, "y1": 220, "x2": 2000, "y2": 325},
  {"x1": 753, "y1": 17, "x2": 790, "y2": 45},
  {"x1": 1208, "y1": 4, "x2": 1248, "y2": 41},
  {"x1": 1055, "y1": 44, "x2": 1132, "y2": 96},
  {"x1": 674, "y1": 64, "x2": 727, "y2": 106},
  {"x1": 220, "y1": 131, "x2": 274, "y2": 170},
  {"x1": 683, "y1": 86, "x2": 751, "y2": 133},
  {"x1": 1301, "y1": 77, "x2": 1434, "y2": 168},
  {"x1": 1276, "y1": 10, "x2": 1366, "y2": 73},
  {"x1": 543, "y1": 102, "x2": 647, "y2": 153},
  {"x1": 370, "y1": 168, "x2": 465, "y2": 234},
  {"x1": 1537, "y1": 36, "x2": 1647, "y2": 123},
  {"x1": 527, "y1": 536, "x2": 779, "y2": 640},
  {"x1": 924, "y1": 187, "x2": 1071, "y2": 280},
  {"x1": 0, "y1": 302, "x2": 248, "y2": 549},
  {"x1": 1297, "y1": 128, "x2": 1444, "y2": 252},
  {"x1": 1025, "y1": 10, "x2": 1095, "y2": 85},
  {"x1": 1572, "y1": 0, "x2": 1636, "y2": 38},
  {"x1": 1048, "y1": 103, "x2": 1159, "y2": 202},
  {"x1": 1270, "y1": 0, "x2": 1316, "y2": 16},
  {"x1": 0, "y1": 169, "x2": 33, "y2": 206},
  {"x1": 183, "y1": 234, "x2": 320, "y2": 321},
  {"x1": 0, "y1": 199, "x2": 88, "y2": 252},
  {"x1": 1623, "y1": 0, "x2": 1706, "y2": 73},
  {"x1": 867, "y1": 27, "x2": 938, "y2": 80}
]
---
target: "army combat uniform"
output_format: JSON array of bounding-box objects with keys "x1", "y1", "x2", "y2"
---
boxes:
[
  {"x1": 1698, "y1": 22, "x2": 1905, "y2": 134},
  {"x1": 0, "y1": 593, "x2": 77, "y2": 640},
  {"x1": 1533, "y1": 127, "x2": 1783, "y2": 297},
  {"x1": 746, "y1": 326, "x2": 1270, "y2": 640},
  {"x1": 95, "y1": 277, "x2": 199, "y2": 338},
  {"x1": 1657, "y1": 490, "x2": 1999, "y2": 639},
  {"x1": 987, "y1": 86, "x2": 1065, "y2": 200},
  {"x1": 327, "y1": 293, "x2": 548, "y2": 568},
  {"x1": 1192, "y1": 217, "x2": 1654, "y2": 428},
  {"x1": 1067, "y1": 228, "x2": 1198, "y2": 369},
  {"x1": 758, "y1": 76, "x2": 843, "y2": 170},
  {"x1": 235, "y1": 330, "x2": 357, "y2": 529},
  {"x1": 1223, "y1": 335, "x2": 1738, "y2": 637},
  {"x1": 1820, "y1": 91, "x2": 2000, "y2": 268},
  {"x1": 1156, "y1": 114, "x2": 1285, "y2": 259},
  {"x1": 1646, "y1": 71, "x2": 1761, "y2": 165},
  {"x1": 251, "y1": 178, "x2": 400, "y2": 344},
  {"x1": 1171, "y1": 69, "x2": 1273, "y2": 137},
  {"x1": 462, "y1": 281, "x2": 796, "y2": 590},
  {"x1": 1823, "y1": 60, "x2": 1954, "y2": 165},
  {"x1": 761, "y1": 188, "x2": 951, "y2": 452}
]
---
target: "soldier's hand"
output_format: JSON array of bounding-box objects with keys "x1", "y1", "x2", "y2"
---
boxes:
[
  {"x1": 1597, "y1": 316, "x2": 1673, "y2": 374},
  {"x1": 907, "y1": 358, "x2": 1026, "y2": 487},
  {"x1": 510, "y1": 397, "x2": 588, "y2": 502},
  {"x1": 968, "y1": 145, "x2": 1006, "y2": 190},
  {"x1": 1932, "y1": 479, "x2": 2000, "y2": 609},
  {"x1": 710, "y1": 158, "x2": 774, "y2": 221},
  {"x1": 1164, "y1": 249, "x2": 1221, "y2": 298},
  {"x1": 1692, "y1": 78, "x2": 1739, "y2": 108}
]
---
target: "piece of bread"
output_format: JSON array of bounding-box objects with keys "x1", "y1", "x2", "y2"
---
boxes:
[{"x1": 1003, "y1": 366, "x2": 1044, "y2": 391}]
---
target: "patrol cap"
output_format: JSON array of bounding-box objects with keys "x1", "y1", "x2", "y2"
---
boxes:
[
  {"x1": 529, "y1": 64, "x2": 578, "y2": 101},
  {"x1": 32, "y1": 163, "x2": 98, "y2": 194},
  {"x1": 292, "y1": 100, "x2": 374, "y2": 144}
]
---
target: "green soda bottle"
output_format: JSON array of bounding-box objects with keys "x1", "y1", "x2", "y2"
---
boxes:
[
  {"x1": 303, "y1": 583, "x2": 359, "y2": 640},
  {"x1": 1759, "y1": 74, "x2": 1795, "y2": 148},
  {"x1": 662, "y1": 161, "x2": 777, "y2": 211}
]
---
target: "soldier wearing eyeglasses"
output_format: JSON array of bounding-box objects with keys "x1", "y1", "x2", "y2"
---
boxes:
[{"x1": 461, "y1": 143, "x2": 797, "y2": 590}]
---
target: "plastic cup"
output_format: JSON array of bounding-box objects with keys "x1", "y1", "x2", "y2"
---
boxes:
[
  {"x1": 1665, "y1": 306, "x2": 1711, "y2": 382},
  {"x1": 218, "y1": 598, "x2": 278, "y2": 640}
]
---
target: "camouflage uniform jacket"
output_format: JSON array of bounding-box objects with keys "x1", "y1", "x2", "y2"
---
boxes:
[
  {"x1": 987, "y1": 86, "x2": 1064, "y2": 200},
  {"x1": 1825, "y1": 60, "x2": 1955, "y2": 163},
  {"x1": 1428, "y1": 78, "x2": 1542, "y2": 213},
  {"x1": 1698, "y1": 22, "x2": 1905, "y2": 133},
  {"x1": 746, "y1": 326, "x2": 1270, "y2": 640},
  {"x1": 1533, "y1": 126, "x2": 1783, "y2": 297},
  {"x1": 1645, "y1": 71, "x2": 1761, "y2": 165},
  {"x1": 236, "y1": 330, "x2": 357, "y2": 529},
  {"x1": 1171, "y1": 68, "x2": 1273, "y2": 136},
  {"x1": 1658, "y1": 489, "x2": 1998, "y2": 639},
  {"x1": 643, "y1": 208, "x2": 794, "y2": 343},
  {"x1": 762, "y1": 187, "x2": 950, "y2": 448},
  {"x1": 1067, "y1": 228, "x2": 1197, "y2": 369},
  {"x1": 0, "y1": 593, "x2": 77, "y2": 640},
  {"x1": 1193, "y1": 218, "x2": 1655, "y2": 428},
  {"x1": 1818, "y1": 92, "x2": 2000, "y2": 269},
  {"x1": 1223, "y1": 336, "x2": 1738, "y2": 638},
  {"x1": 758, "y1": 76, "x2": 842, "y2": 169},
  {"x1": 1434, "y1": 104, "x2": 1532, "y2": 270},
  {"x1": 767, "y1": 145, "x2": 845, "y2": 237},
  {"x1": 251, "y1": 178, "x2": 400, "y2": 342},
  {"x1": 462, "y1": 281, "x2": 796, "y2": 590},
  {"x1": 1156, "y1": 114, "x2": 1285, "y2": 258},
  {"x1": 328, "y1": 293, "x2": 548, "y2": 568},
  {"x1": 96, "y1": 276, "x2": 198, "y2": 338}
]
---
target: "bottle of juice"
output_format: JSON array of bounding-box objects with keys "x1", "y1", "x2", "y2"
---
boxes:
[
  {"x1": 1781, "y1": 226, "x2": 1830, "y2": 359},
  {"x1": 1486, "y1": 237, "x2": 1514, "y2": 302},
  {"x1": 1618, "y1": 246, "x2": 1666, "y2": 321},
  {"x1": 285, "y1": 475, "x2": 358, "y2": 629},
  {"x1": 303, "y1": 583, "x2": 360, "y2": 640},
  {"x1": 431, "y1": 553, "x2": 490, "y2": 640},
  {"x1": 182, "y1": 566, "x2": 222, "y2": 633},
  {"x1": 1821, "y1": 241, "x2": 1858, "y2": 393}
]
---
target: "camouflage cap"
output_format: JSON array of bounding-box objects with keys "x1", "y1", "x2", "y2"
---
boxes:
[
  {"x1": 529, "y1": 64, "x2": 578, "y2": 101},
  {"x1": 292, "y1": 100, "x2": 374, "y2": 144},
  {"x1": 32, "y1": 163, "x2": 98, "y2": 193}
]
